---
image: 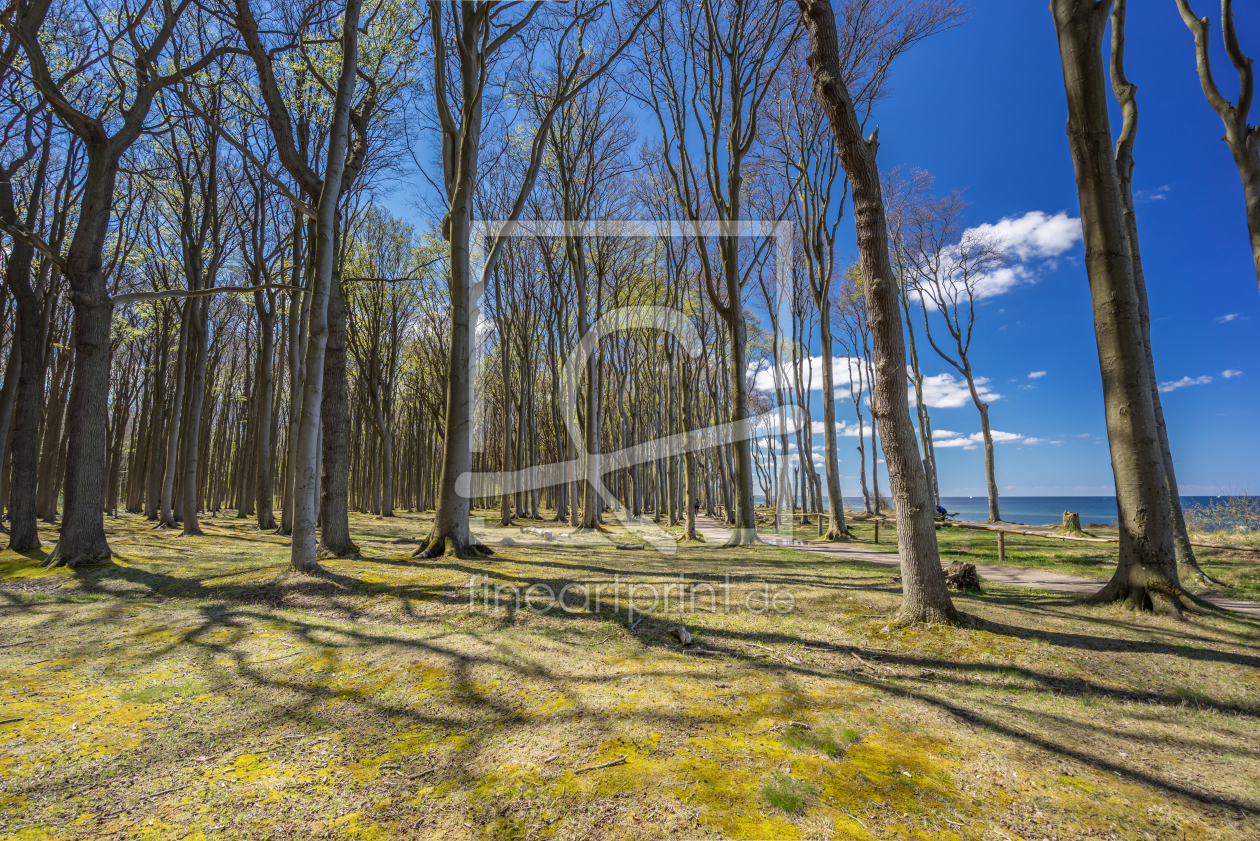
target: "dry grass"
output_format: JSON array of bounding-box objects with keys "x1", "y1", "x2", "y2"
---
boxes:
[{"x1": 1, "y1": 511, "x2": 1258, "y2": 840}]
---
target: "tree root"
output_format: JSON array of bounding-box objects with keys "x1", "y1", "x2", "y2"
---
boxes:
[
  {"x1": 43, "y1": 542, "x2": 112, "y2": 570},
  {"x1": 1084, "y1": 578, "x2": 1214, "y2": 619},
  {"x1": 821, "y1": 525, "x2": 853, "y2": 542},
  {"x1": 411, "y1": 533, "x2": 495, "y2": 560},
  {"x1": 318, "y1": 541, "x2": 361, "y2": 560},
  {"x1": 723, "y1": 527, "x2": 763, "y2": 547},
  {"x1": 887, "y1": 602, "x2": 977, "y2": 630}
]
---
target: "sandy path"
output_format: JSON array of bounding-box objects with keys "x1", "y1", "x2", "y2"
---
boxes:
[{"x1": 694, "y1": 518, "x2": 1260, "y2": 617}]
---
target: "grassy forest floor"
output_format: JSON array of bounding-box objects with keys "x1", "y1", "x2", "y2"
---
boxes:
[{"x1": 1, "y1": 511, "x2": 1259, "y2": 840}]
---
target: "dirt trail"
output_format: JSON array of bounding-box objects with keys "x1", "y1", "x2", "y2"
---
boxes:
[{"x1": 695, "y1": 517, "x2": 1260, "y2": 617}]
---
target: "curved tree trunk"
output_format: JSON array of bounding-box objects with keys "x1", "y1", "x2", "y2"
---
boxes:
[
  {"x1": 798, "y1": 0, "x2": 958, "y2": 625},
  {"x1": 1052, "y1": 0, "x2": 1185, "y2": 616},
  {"x1": 1111, "y1": 1, "x2": 1210, "y2": 585}
]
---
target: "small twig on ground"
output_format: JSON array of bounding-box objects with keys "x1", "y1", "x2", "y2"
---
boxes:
[
  {"x1": 0, "y1": 640, "x2": 32, "y2": 648},
  {"x1": 407, "y1": 767, "x2": 436, "y2": 780},
  {"x1": 137, "y1": 783, "x2": 192, "y2": 801},
  {"x1": 0, "y1": 718, "x2": 24, "y2": 725},
  {"x1": 574, "y1": 755, "x2": 627, "y2": 774}
]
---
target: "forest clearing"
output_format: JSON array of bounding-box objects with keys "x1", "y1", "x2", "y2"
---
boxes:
[
  {"x1": 3, "y1": 0, "x2": 1260, "y2": 837},
  {"x1": 2, "y1": 514, "x2": 1259, "y2": 840}
]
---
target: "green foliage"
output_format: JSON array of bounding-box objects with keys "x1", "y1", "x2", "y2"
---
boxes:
[{"x1": 761, "y1": 772, "x2": 817, "y2": 814}]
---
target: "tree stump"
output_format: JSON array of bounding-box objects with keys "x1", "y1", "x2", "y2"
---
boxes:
[
  {"x1": 1059, "y1": 511, "x2": 1084, "y2": 535},
  {"x1": 943, "y1": 561, "x2": 981, "y2": 593}
]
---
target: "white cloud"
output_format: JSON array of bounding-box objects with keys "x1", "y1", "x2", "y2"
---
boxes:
[
  {"x1": 1028, "y1": 371, "x2": 1047, "y2": 379},
  {"x1": 966, "y1": 210, "x2": 1083, "y2": 262},
  {"x1": 1158, "y1": 375, "x2": 1213, "y2": 393},
  {"x1": 931, "y1": 429, "x2": 1024, "y2": 450},
  {"x1": 752, "y1": 355, "x2": 859, "y2": 393},
  {"x1": 911, "y1": 372, "x2": 1001, "y2": 409},
  {"x1": 809, "y1": 420, "x2": 863, "y2": 437},
  {"x1": 1022, "y1": 437, "x2": 1046, "y2": 445},
  {"x1": 1217, "y1": 313, "x2": 1242, "y2": 323},
  {"x1": 1222, "y1": 369, "x2": 1243, "y2": 379},
  {"x1": 1134, "y1": 185, "x2": 1171, "y2": 203}
]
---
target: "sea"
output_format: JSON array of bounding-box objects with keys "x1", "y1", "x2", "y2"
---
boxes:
[{"x1": 839, "y1": 496, "x2": 1245, "y2": 527}]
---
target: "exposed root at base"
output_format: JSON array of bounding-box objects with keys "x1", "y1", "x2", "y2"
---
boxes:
[
  {"x1": 886, "y1": 603, "x2": 978, "y2": 630},
  {"x1": 411, "y1": 535, "x2": 495, "y2": 560},
  {"x1": 1085, "y1": 580, "x2": 1214, "y2": 619},
  {"x1": 318, "y1": 541, "x2": 362, "y2": 560},
  {"x1": 723, "y1": 527, "x2": 763, "y2": 547},
  {"x1": 42, "y1": 544, "x2": 112, "y2": 570}
]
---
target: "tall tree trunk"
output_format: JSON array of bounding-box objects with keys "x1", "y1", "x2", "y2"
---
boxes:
[
  {"x1": 180, "y1": 299, "x2": 209, "y2": 535},
  {"x1": 159, "y1": 302, "x2": 190, "y2": 528},
  {"x1": 1112, "y1": 0, "x2": 1210, "y2": 585},
  {"x1": 1052, "y1": 0, "x2": 1185, "y2": 616},
  {"x1": 254, "y1": 294, "x2": 278, "y2": 529},
  {"x1": 798, "y1": 0, "x2": 958, "y2": 625},
  {"x1": 290, "y1": 2, "x2": 361, "y2": 571},
  {"x1": 319, "y1": 271, "x2": 357, "y2": 558}
]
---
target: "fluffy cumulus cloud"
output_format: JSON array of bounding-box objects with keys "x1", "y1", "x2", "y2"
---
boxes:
[
  {"x1": 932, "y1": 429, "x2": 1025, "y2": 450},
  {"x1": 810, "y1": 420, "x2": 864, "y2": 437},
  {"x1": 967, "y1": 211, "x2": 1083, "y2": 262},
  {"x1": 752, "y1": 355, "x2": 859, "y2": 393},
  {"x1": 1159, "y1": 375, "x2": 1213, "y2": 393},
  {"x1": 911, "y1": 211, "x2": 1084, "y2": 304},
  {"x1": 910, "y1": 372, "x2": 1001, "y2": 409},
  {"x1": 1222, "y1": 369, "x2": 1243, "y2": 379}
]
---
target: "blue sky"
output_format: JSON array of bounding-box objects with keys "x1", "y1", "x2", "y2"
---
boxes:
[
  {"x1": 816, "y1": 0, "x2": 1260, "y2": 497},
  {"x1": 387, "y1": 2, "x2": 1259, "y2": 498}
]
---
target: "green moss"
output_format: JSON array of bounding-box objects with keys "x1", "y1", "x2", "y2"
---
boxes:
[
  {"x1": 120, "y1": 678, "x2": 211, "y2": 704},
  {"x1": 762, "y1": 771, "x2": 817, "y2": 814}
]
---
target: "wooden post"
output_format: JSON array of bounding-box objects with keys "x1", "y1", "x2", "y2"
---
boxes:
[
  {"x1": 874, "y1": 520, "x2": 880, "y2": 544},
  {"x1": 998, "y1": 530, "x2": 1006, "y2": 564}
]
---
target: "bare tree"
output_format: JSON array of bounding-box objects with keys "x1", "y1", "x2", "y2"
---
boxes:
[
  {"x1": 797, "y1": 0, "x2": 965, "y2": 625},
  {"x1": 634, "y1": 0, "x2": 798, "y2": 545},
  {"x1": 3, "y1": 0, "x2": 232, "y2": 567},
  {"x1": 414, "y1": 0, "x2": 655, "y2": 558},
  {"x1": 1175, "y1": 0, "x2": 1259, "y2": 292},
  {"x1": 906, "y1": 192, "x2": 1006, "y2": 523}
]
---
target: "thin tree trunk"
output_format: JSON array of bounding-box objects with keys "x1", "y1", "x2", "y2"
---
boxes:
[{"x1": 798, "y1": 0, "x2": 957, "y2": 625}]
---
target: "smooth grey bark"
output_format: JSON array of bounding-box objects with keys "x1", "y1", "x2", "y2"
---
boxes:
[
  {"x1": 1175, "y1": 0, "x2": 1260, "y2": 292},
  {"x1": 159, "y1": 302, "x2": 191, "y2": 529},
  {"x1": 287, "y1": 3, "x2": 362, "y2": 572},
  {"x1": 9, "y1": 0, "x2": 228, "y2": 568},
  {"x1": 1110, "y1": 0, "x2": 1208, "y2": 584},
  {"x1": 319, "y1": 269, "x2": 358, "y2": 558},
  {"x1": 1052, "y1": 0, "x2": 1186, "y2": 616},
  {"x1": 179, "y1": 297, "x2": 209, "y2": 535},
  {"x1": 1, "y1": 122, "x2": 50, "y2": 551},
  {"x1": 253, "y1": 288, "x2": 278, "y2": 530},
  {"x1": 798, "y1": 0, "x2": 958, "y2": 625}
]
